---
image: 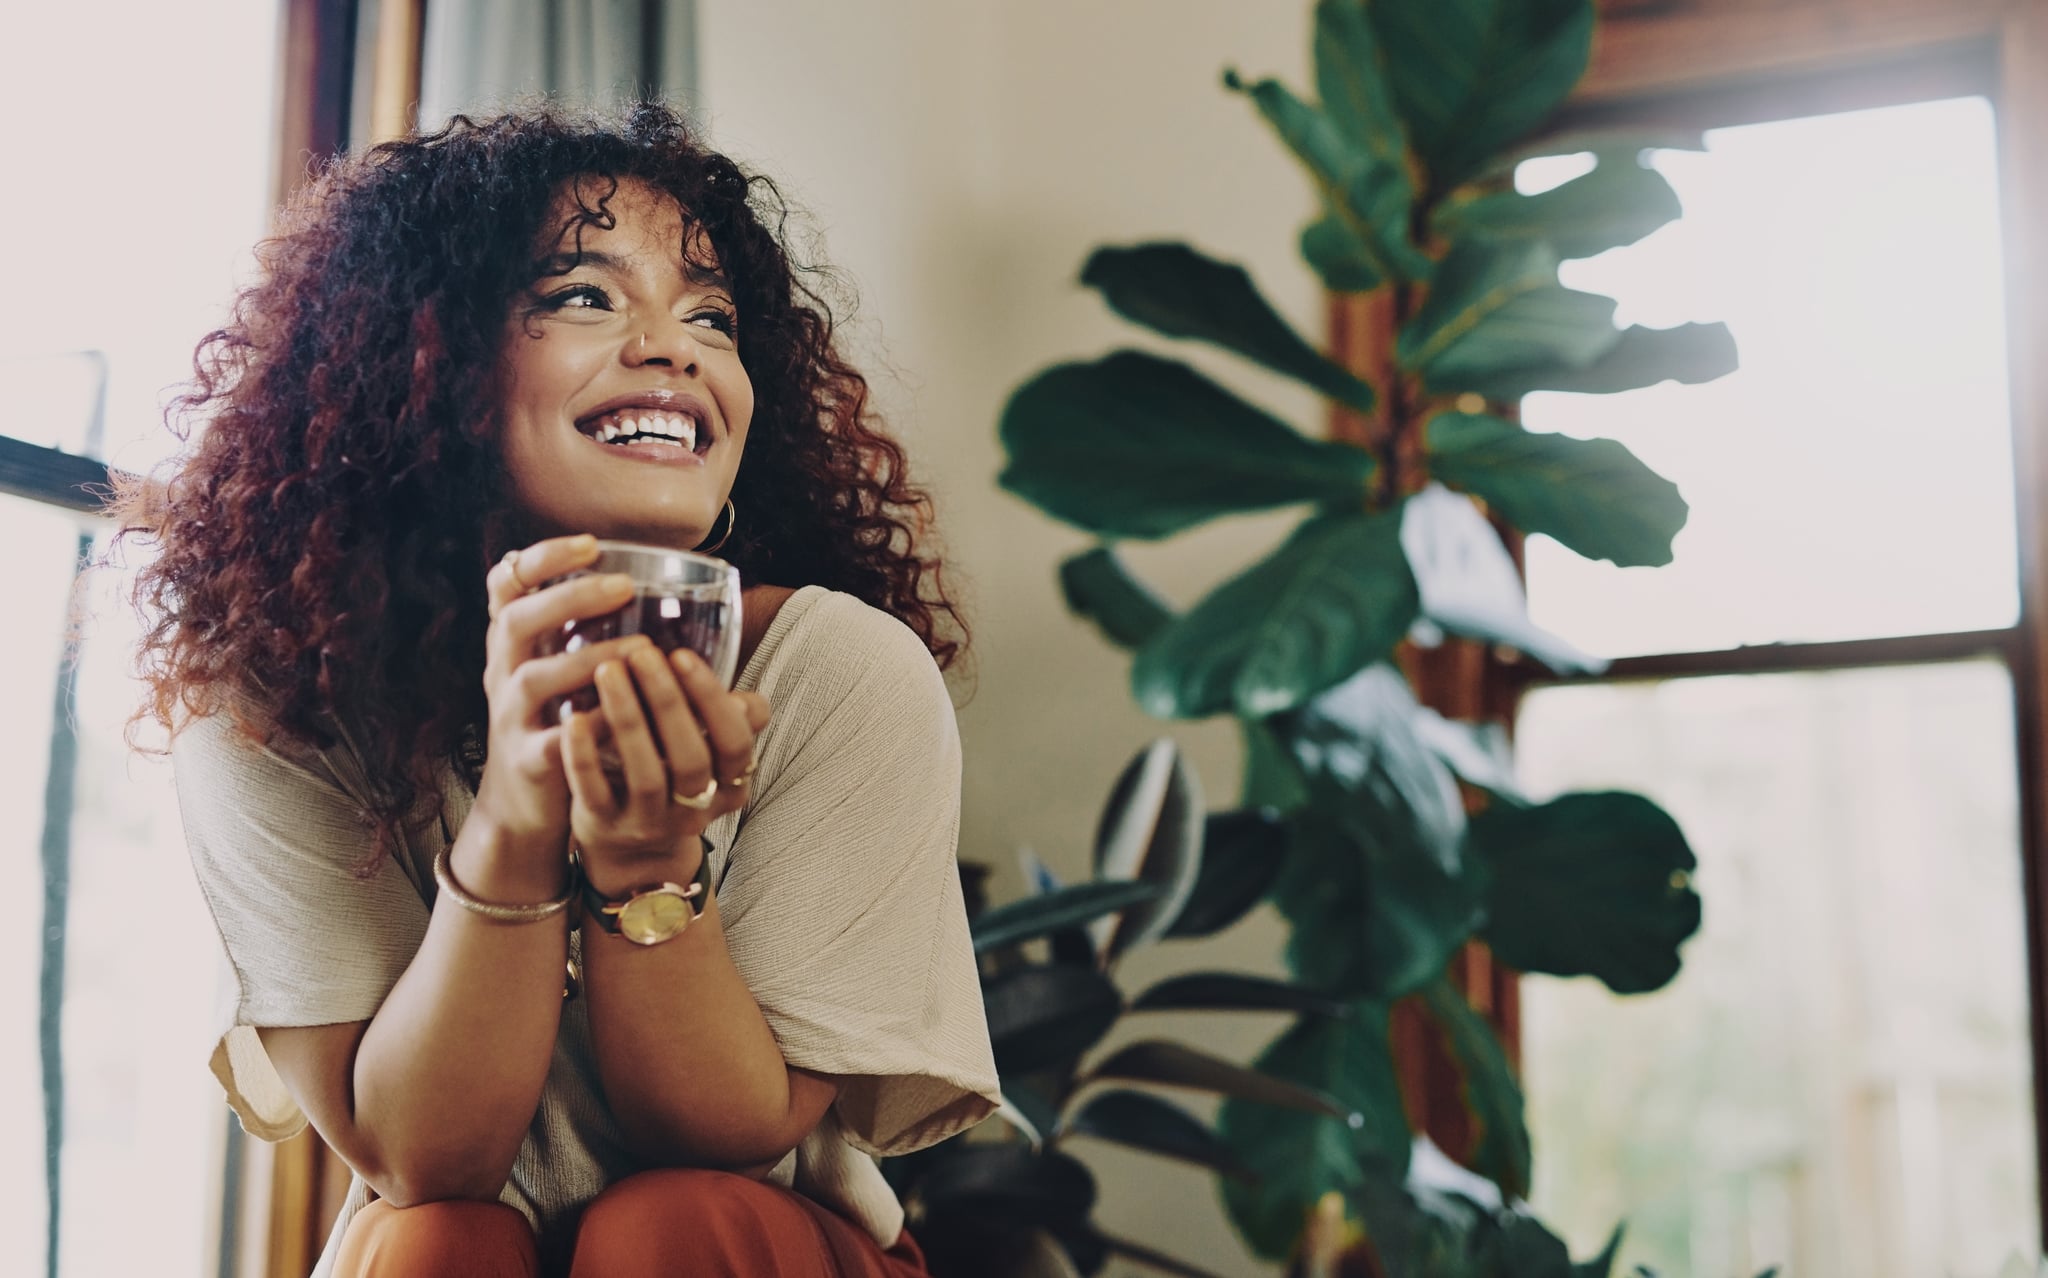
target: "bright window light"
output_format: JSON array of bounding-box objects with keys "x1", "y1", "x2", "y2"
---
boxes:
[
  {"x1": 0, "y1": 4, "x2": 280, "y2": 1276},
  {"x1": 1521, "y1": 97, "x2": 2017, "y2": 657}
]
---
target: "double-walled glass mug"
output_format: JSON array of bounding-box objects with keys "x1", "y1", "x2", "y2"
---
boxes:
[{"x1": 538, "y1": 540, "x2": 742, "y2": 722}]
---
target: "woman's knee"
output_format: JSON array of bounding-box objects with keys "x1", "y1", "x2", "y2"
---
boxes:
[
  {"x1": 574, "y1": 1169, "x2": 816, "y2": 1273},
  {"x1": 334, "y1": 1198, "x2": 540, "y2": 1278}
]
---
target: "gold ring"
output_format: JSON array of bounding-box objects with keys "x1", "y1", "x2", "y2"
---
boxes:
[
  {"x1": 501, "y1": 549, "x2": 529, "y2": 592},
  {"x1": 723, "y1": 755, "x2": 757, "y2": 789},
  {"x1": 670, "y1": 776, "x2": 718, "y2": 809}
]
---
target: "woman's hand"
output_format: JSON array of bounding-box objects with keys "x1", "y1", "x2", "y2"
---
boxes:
[
  {"x1": 563, "y1": 640, "x2": 771, "y2": 880},
  {"x1": 473, "y1": 535, "x2": 650, "y2": 862}
]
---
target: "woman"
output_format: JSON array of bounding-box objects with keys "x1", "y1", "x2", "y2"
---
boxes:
[{"x1": 117, "y1": 104, "x2": 998, "y2": 1276}]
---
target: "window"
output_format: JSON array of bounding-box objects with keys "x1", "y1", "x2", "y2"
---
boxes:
[
  {"x1": 1514, "y1": 96, "x2": 2040, "y2": 1277},
  {"x1": 0, "y1": 4, "x2": 280, "y2": 1275}
]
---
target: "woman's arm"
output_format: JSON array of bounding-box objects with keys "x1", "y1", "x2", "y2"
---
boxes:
[
  {"x1": 577, "y1": 835, "x2": 841, "y2": 1172},
  {"x1": 255, "y1": 537, "x2": 653, "y2": 1205},
  {"x1": 258, "y1": 813, "x2": 572, "y2": 1205},
  {"x1": 567, "y1": 644, "x2": 839, "y2": 1171}
]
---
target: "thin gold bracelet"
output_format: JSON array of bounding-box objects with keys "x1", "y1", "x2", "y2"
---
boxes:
[{"x1": 433, "y1": 849, "x2": 572, "y2": 924}]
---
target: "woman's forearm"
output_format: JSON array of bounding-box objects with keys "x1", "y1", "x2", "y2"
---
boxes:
[
  {"x1": 348, "y1": 814, "x2": 571, "y2": 1204},
  {"x1": 579, "y1": 838, "x2": 838, "y2": 1170}
]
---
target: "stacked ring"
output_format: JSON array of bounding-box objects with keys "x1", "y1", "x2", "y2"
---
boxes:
[{"x1": 670, "y1": 776, "x2": 719, "y2": 809}]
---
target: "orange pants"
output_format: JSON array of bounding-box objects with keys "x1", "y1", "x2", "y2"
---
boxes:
[{"x1": 332, "y1": 1169, "x2": 930, "y2": 1277}]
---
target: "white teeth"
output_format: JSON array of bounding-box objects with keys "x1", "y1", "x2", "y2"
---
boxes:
[{"x1": 588, "y1": 409, "x2": 705, "y2": 449}]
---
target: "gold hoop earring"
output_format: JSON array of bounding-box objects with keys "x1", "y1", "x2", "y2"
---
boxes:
[{"x1": 697, "y1": 499, "x2": 736, "y2": 555}]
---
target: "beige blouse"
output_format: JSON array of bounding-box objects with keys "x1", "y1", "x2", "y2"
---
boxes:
[{"x1": 173, "y1": 586, "x2": 999, "y2": 1276}]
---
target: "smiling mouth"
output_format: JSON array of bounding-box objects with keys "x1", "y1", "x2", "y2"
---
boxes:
[{"x1": 575, "y1": 407, "x2": 713, "y2": 456}]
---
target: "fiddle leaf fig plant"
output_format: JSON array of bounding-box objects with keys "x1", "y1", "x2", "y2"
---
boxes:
[{"x1": 996, "y1": 0, "x2": 1749, "y2": 1272}]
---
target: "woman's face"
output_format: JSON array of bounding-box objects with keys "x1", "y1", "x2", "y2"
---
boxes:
[{"x1": 497, "y1": 177, "x2": 754, "y2": 549}]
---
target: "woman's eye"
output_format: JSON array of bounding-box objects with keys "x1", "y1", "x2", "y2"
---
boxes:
[
  {"x1": 544, "y1": 284, "x2": 612, "y2": 311},
  {"x1": 689, "y1": 309, "x2": 738, "y2": 337}
]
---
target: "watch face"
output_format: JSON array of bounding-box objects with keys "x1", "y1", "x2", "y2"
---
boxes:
[{"x1": 617, "y1": 890, "x2": 693, "y2": 945}]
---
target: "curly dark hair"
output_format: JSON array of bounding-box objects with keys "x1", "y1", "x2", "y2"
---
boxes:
[{"x1": 112, "y1": 102, "x2": 964, "y2": 855}]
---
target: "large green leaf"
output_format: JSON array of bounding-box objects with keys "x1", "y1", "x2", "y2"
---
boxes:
[
  {"x1": 1308, "y1": 0, "x2": 1418, "y2": 290},
  {"x1": 1300, "y1": 216, "x2": 1386, "y2": 293},
  {"x1": 1370, "y1": 0, "x2": 1596, "y2": 192},
  {"x1": 1216, "y1": 1004, "x2": 1410, "y2": 1261},
  {"x1": 1316, "y1": 0, "x2": 1410, "y2": 169},
  {"x1": 1435, "y1": 153, "x2": 1682, "y2": 260},
  {"x1": 1163, "y1": 808, "x2": 1289, "y2": 939},
  {"x1": 1468, "y1": 791, "x2": 1702, "y2": 994},
  {"x1": 1347, "y1": 1172, "x2": 1588, "y2": 1278},
  {"x1": 1059, "y1": 547, "x2": 1173, "y2": 652},
  {"x1": 1065, "y1": 1090, "x2": 1253, "y2": 1181},
  {"x1": 972, "y1": 881, "x2": 1163, "y2": 954},
  {"x1": 1287, "y1": 664, "x2": 1468, "y2": 876},
  {"x1": 1451, "y1": 321, "x2": 1739, "y2": 401},
  {"x1": 1241, "y1": 718, "x2": 1311, "y2": 814},
  {"x1": 1475, "y1": 1213, "x2": 1577, "y2": 1278},
  {"x1": 983, "y1": 965, "x2": 1125, "y2": 1075},
  {"x1": 1092, "y1": 739, "x2": 1205, "y2": 959},
  {"x1": 1132, "y1": 508, "x2": 1419, "y2": 719},
  {"x1": 1269, "y1": 666, "x2": 1483, "y2": 999},
  {"x1": 1397, "y1": 240, "x2": 1619, "y2": 394},
  {"x1": 1425, "y1": 413, "x2": 1688, "y2": 568},
  {"x1": 1086, "y1": 1040, "x2": 1357, "y2": 1117},
  {"x1": 1273, "y1": 791, "x2": 1479, "y2": 1001},
  {"x1": 1421, "y1": 978, "x2": 1531, "y2": 1202},
  {"x1": 1131, "y1": 972, "x2": 1352, "y2": 1019},
  {"x1": 1225, "y1": 71, "x2": 1432, "y2": 284},
  {"x1": 1083, "y1": 243, "x2": 1378, "y2": 415},
  {"x1": 1400, "y1": 483, "x2": 1604, "y2": 675},
  {"x1": 1000, "y1": 351, "x2": 1376, "y2": 539}
]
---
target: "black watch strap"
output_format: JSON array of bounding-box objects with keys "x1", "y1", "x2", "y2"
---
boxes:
[{"x1": 576, "y1": 839, "x2": 715, "y2": 936}]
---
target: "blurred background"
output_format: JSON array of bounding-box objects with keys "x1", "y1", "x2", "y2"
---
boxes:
[{"x1": 0, "y1": 1, "x2": 2042, "y2": 1275}]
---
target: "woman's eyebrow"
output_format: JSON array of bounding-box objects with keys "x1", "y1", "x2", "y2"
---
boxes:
[{"x1": 535, "y1": 250, "x2": 731, "y2": 293}]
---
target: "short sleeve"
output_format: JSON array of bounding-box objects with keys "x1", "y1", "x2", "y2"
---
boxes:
[
  {"x1": 719, "y1": 595, "x2": 999, "y2": 1158},
  {"x1": 172, "y1": 706, "x2": 431, "y2": 1139}
]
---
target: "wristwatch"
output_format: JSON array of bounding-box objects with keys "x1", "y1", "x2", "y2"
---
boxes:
[{"x1": 576, "y1": 847, "x2": 713, "y2": 946}]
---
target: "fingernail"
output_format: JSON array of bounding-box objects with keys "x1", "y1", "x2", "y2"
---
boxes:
[{"x1": 671, "y1": 648, "x2": 699, "y2": 670}]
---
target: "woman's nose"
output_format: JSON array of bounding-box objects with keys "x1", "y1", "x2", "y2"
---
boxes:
[{"x1": 625, "y1": 316, "x2": 700, "y2": 373}]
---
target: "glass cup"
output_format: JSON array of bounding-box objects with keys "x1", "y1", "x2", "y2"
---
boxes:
[{"x1": 538, "y1": 540, "x2": 742, "y2": 724}]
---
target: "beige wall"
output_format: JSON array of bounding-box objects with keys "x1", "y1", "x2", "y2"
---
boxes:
[{"x1": 697, "y1": 6, "x2": 1328, "y2": 1273}]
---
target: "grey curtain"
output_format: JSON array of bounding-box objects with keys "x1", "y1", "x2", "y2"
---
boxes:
[{"x1": 417, "y1": 0, "x2": 699, "y2": 129}]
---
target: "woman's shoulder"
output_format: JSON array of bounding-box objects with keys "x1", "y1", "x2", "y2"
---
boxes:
[
  {"x1": 752, "y1": 587, "x2": 951, "y2": 721},
  {"x1": 169, "y1": 682, "x2": 387, "y2": 818}
]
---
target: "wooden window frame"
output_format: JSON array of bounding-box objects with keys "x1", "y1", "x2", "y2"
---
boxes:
[
  {"x1": 257, "y1": 5, "x2": 426, "y2": 1274},
  {"x1": 1333, "y1": 0, "x2": 2048, "y2": 1243}
]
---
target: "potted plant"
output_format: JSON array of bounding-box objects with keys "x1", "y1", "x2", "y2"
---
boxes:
[
  {"x1": 889, "y1": 739, "x2": 1358, "y2": 1278},
  {"x1": 992, "y1": 0, "x2": 1758, "y2": 1272}
]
